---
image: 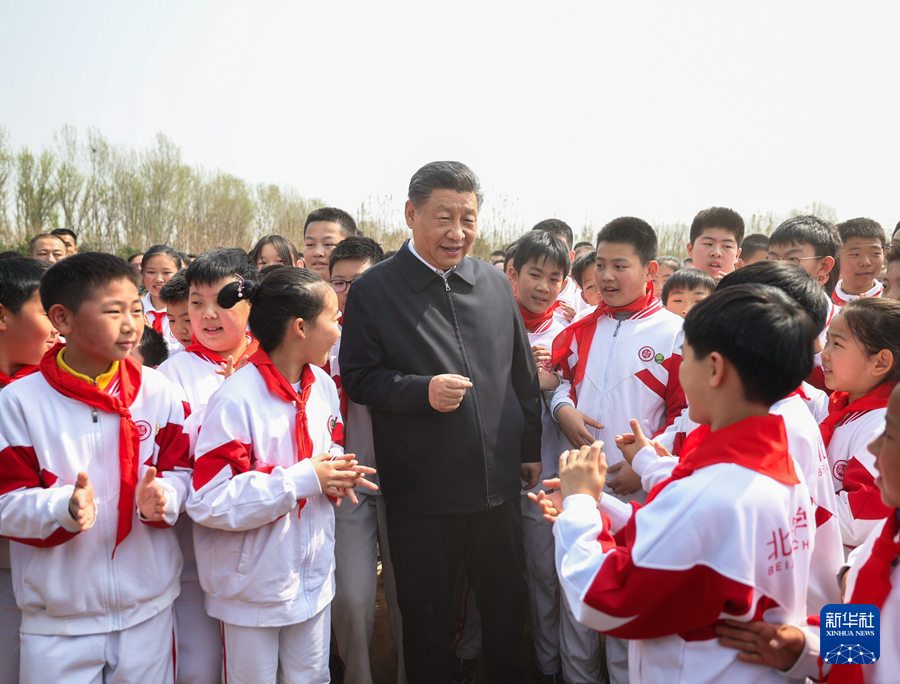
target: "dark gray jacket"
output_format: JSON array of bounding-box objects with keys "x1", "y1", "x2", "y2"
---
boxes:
[{"x1": 339, "y1": 240, "x2": 543, "y2": 514}]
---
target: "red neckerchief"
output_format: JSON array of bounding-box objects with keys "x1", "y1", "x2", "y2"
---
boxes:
[
  {"x1": 828, "y1": 510, "x2": 900, "y2": 684},
  {"x1": 832, "y1": 280, "x2": 884, "y2": 306},
  {"x1": 0, "y1": 364, "x2": 39, "y2": 387},
  {"x1": 185, "y1": 336, "x2": 259, "y2": 367},
  {"x1": 551, "y1": 283, "x2": 657, "y2": 395},
  {"x1": 820, "y1": 383, "x2": 895, "y2": 448},
  {"x1": 39, "y1": 342, "x2": 142, "y2": 557},
  {"x1": 646, "y1": 415, "x2": 798, "y2": 504},
  {"x1": 249, "y1": 349, "x2": 317, "y2": 516},
  {"x1": 518, "y1": 301, "x2": 560, "y2": 334},
  {"x1": 148, "y1": 311, "x2": 166, "y2": 333}
]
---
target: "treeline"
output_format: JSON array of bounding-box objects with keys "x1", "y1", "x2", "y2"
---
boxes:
[{"x1": 0, "y1": 124, "x2": 837, "y2": 259}]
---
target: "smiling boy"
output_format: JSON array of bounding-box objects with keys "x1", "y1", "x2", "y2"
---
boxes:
[
  {"x1": 0, "y1": 253, "x2": 191, "y2": 683},
  {"x1": 685, "y1": 207, "x2": 745, "y2": 279},
  {"x1": 303, "y1": 207, "x2": 361, "y2": 279},
  {"x1": 832, "y1": 217, "x2": 886, "y2": 305}
]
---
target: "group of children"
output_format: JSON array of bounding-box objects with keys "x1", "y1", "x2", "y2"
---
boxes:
[{"x1": 0, "y1": 201, "x2": 899, "y2": 684}]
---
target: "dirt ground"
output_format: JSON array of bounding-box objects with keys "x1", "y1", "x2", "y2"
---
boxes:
[{"x1": 367, "y1": 572, "x2": 609, "y2": 684}]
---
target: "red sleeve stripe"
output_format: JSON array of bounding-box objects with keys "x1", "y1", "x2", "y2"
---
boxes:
[
  {"x1": 193, "y1": 441, "x2": 253, "y2": 490},
  {"x1": 155, "y1": 422, "x2": 192, "y2": 472},
  {"x1": 843, "y1": 458, "x2": 892, "y2": 521},
  {"x1": 635, "y1": 369, "x2": 666, "y2": 400},
  {"x1": 0, "y1": 445, "x2": 42, "y2": 497}
]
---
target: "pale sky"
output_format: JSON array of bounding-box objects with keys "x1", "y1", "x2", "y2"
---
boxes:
[{"x1": 1, "y1": 0, "x2": 898, "y2": 236}]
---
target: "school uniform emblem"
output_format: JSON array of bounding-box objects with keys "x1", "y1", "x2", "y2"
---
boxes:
[
  {"x1": 135, "y1": 420, "x2": 153, "y2": 441},
  {"x1": 654, "y1": 353, "x2": 665, "y2": 364},
  {"x1": 328, "y1": 415, "x2": 344, "y2": 446},
  {"x1": 639, "y1": 346, "x2": 655, "y2": 362},
  {"x1": 833, "y1": 459, "x2": 848, "y2": 480}
]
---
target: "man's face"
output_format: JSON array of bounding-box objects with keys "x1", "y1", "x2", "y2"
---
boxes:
[
  {"x1": 29, "y1": 237, "x2": 66, "y2": 264},
  {"x1": 330, "y1": 258, "x2": 373, "y2": 314},
  {"x1": 405, "y1": 189, "x2": 477, "y2": 272},
  {"x1": 593, "y1": 241, "x2": 656, "y2": 308},
  {"x1": 686, "y1": 228, "x2": 740, "y2": 277},
  {"x1": 839, "y1": 237, "x2": 884, "y2": 294},
  {"x1": 56, "y1": 234, "x2": 77, "y2": 255}
]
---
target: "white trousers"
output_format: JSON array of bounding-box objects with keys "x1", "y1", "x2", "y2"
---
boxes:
[
  {"x1": 0, "y1": 569, "x2": 20, "y2": 684},
  {"x1": 19, "y1": 606, "x2": 175, "y2": 684},
  {"x1": 174, "y1": 580, "x2": 222, "y2": 684},
  {"x1": 221, "y1": 605, "x2": 330, "y2": 684},
  {"x1": 331, "y1": 493, "x2": 406, "y2": 684}
]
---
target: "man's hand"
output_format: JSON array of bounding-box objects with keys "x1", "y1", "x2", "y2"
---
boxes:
[
  {"x1": 606, "y1": 461, "x2": 642, "y2": 496},
  {"x1": 714, "y1": 620, "x2": 805, "y2": 671},
  {"x1": 520, "y1": 462, "x2": 542, "y2": 490},
  {"x1": 559, "y1": 441, "x2": 607, "y2": 501},
  {"x1": 558, "y1": 302, "x2": 576, "y2": 322},
  {"x1": 556, "y1": 405, "x2": 604, "y2": 448},
  {"x1": 68, "y1": 471, "x2": 96, "y2": 530},
  {"x1": 428, "y1": 374, "x2": 472, "y2": 412},
  {"x1": 137, "y1": 467, "x2": 168, "y2": 522}
]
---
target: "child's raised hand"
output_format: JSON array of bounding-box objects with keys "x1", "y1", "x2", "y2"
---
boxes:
[
  {"x1": 558, "y1": 302, "x2": 576, "y2": 322},
  {"x1": 531, "y1": 344, "x2": 551, "y2": 370},
  {"x1": 137, "y1": 466, "x2": 168, "y2": 522},
  {"x1": 527, "y1": 488, "x2": 564, "y2": 523},
  {"x1": 556, "y1": 405, "x2": 604, "y2": 448},
  {"x1": 216, "y1": 354, "x2": 250, "y2": 378},
  {"x1": 614, "y1": 419, "x2": 652, "y2": 465},
  {"x1": 559, "y1": 441, "x2": 607, "y2": 501},
  {"x1": 68, "y1": 471, "x2": 96, "y2": 531},
  {"x1": 311, "y1": 454, "x2": 378, "y2": 502},
  {"x1": 606, "y1": 461, "x2": 642, "y2": 496}
]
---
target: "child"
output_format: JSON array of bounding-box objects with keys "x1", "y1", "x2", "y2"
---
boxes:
[
  {"x1": 832, "y1": 217, "x2": 886, "y2": 305},
  {"x1": 661, "y1": 268, "x2": 716, "y2": 319},
  {"x1": 159, "y1": 271, "x2": 194, "y2": 349},
  {"x1": 187, "y1": 267, "x2": 376, "y2": 684},
  {"x1": 820, "y1": 298, "x2": 899, "y2": 553},
  {"x1": 132, "y1": 326, "x2": 169, "y2": 368},
  {"x1": 550, "y1": 217, "x2": 686, "y2": 683},
  {"x1": 685, "y1": 206, "x2": 744, "y2": 279},
  {"x1": 250, "y1": 234, "x2": 302, "y2": 269},
  {"x1": 326, "y1": 237, "x2": 406, "y2": 684},
  {"x1": 651, "y1": 254, "x2": 683, "y2": 295},
  {"x1": 571, "y1": 250, "x2": 601, "y2": 308},
  {"x1": 0, "y1": 258, "x2": 56, "y2": 684},
  {"x1": 714, "y1": 381, "x2": 900, "y2": 682},
  {"x1": 26, "y1": 233, "x2": 66, "y2": 264},
  {"x1": 0, "y1": 253, "x2": 191, "y2": 683},
  {"x1": 573, "y1": 241, "x2": 595, "y2": 259},
  {"x1": 157, "y1": 248, "x2": 259, "y2": 684},
  {"x1": 141, "y1": 244, "x2": 185, "y2": 354},
  {"x1": 545, "y1": 284, "x2": 816, "y2": 684},
  {"x1": 532, "y1": 219, "x2": 582, "y2": 316},
  {"x1": 883, "y1": 243, "x2": 900, "y2": 300},
  {"x1": 736, "y1": 233, "x2": 769, "y2": 268},
  {"x1": 303, "y1": 207, "x2": 360, "y2": 279}
]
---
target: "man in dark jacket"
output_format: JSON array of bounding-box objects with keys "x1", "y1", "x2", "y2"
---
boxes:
[{"x1": 340, "y1": 161, "x2": 543, "y2": 684}]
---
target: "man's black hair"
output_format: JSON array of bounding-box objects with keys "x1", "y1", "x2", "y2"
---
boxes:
[
  {"x1": 184, "y1": 248, "x2": 258, "y2": 289},
  {"x1": 740, "y1": 233, "x2": 770, "y2": 257},
  {"x1": 490, "y1": 250, "x2": 505, "y2": 261},
  {"x1": 683, "y1": 283, "x2": 816, "y2": 406},
  {"x1": 689, "y1": 207, "x2": 745, "y2": 246},
  {"x1": 513, "y1": 230, "x2": 570, "y2": 279},
  {"x1": 40, "y1": 252, "x2": 139, "y2": 313},
  {"x1": 407, "y1": 161, "x2": 483, "y2": 210},
  {"x1": 136, "y1": 326, "x2": 169, "y2": 367},
  {"x1": 836, "y1": 217, "x2": 887, "y2": 247},
  {"x1": 0, "y1": 257, "x2": 50, "y2": 314},
  {"x1": 661, "y1": 268, "x2": 716, "y2": 305},
  {"x1": 595, "y1": 217, "x2": 657, "y2": 265},
  {"x1": 532, "y1": 218, "x2": 574, "y2": 250},
  {"x1": 718, "y1": 260, "x2": 829, "y2": 333},
  {"x1": 304, "y1": 207, "x2": 360, "y2": 237},
  {"x1": 769, "y1": 215, "x2": 842, "y2": 258},
  {"x1": 158, "y1": 270, "x2": 189, "y2": 306},
  {"x1": 50, "y1": 227, "x2": 77, "y2": 243},
  {"x1": 28, "y1": 233, "x2": 66, "y2": 254},
  {"x1": 328, "y1": 236, "x2": 385, "y2": 274},
  {"x1": 571, "y1": 250, "x2": 596, "y2": 289}
]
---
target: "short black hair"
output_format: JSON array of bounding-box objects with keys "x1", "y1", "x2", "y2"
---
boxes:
[
  {"x1": 0, "y1": 257, "x2": 50, "y2": 314},
  {"x1": 142, "y1": 245, "x2": 184, "y2": 272},
  {"x1": 219, "y1": 267, "x2": 332, "y2": 354},
  {"x1": 28, "y1": 233, "x2": 66, "y2": 254},
  {"x1": 40, "y1": 252, "x2": 139, "y2": 313},
  {"x1": 249, "y1": 235, "x2": 300, "y2": 267},
  {"x1": 661, "y1": 267, "x2": 716, "y2": 305},
  {"x1": 490, "y1": 250, "x2": 505, "y2": 260},
  {"x1": 657, "y1": 255, "x2": 684, "y2": 272},
  {"x1": 886, "y1": 244, "x2": 900, "y2": 266},
  {"x1": 328, "y1": 236, "x2": 385, "y2": 274},
  {"x1": 50, "y1": 228, "x2": 77, "y2": 243},
  {"x1": 184, "y1": 248, "x2": 258, "y2": 290},
  {"x1": 158, "y1": 270, "x2": 189, "y2": 306},
  {"x1": 718, "y1": 260, "x2": 829, "y2": 333},
  {"x1": 503, "y1": 239, "x2": 520, "y2": 272},
  {"x1": 573, "y1": 241, "x2": 594, "y2": 255},
  {"x1": 595, "y1": 217, "x2": 657, "y2": 265},
  {"x1": 304, "y1": 207, "x2": 360, "y2": 238},
  {"x1": 740, "y1": 233, "x2": 770, "y2": 257},
  {"x1": 0, "y1": 251, "x2": 24, "y2": 260},
  {"x1": 532, "y1": 219, "x2": 574, "y2": 250},
  {"x1": 407, "y1": 161, "x2": 483, "y2": 209},
  {"x1": 259, "y1": 264, "x2": 288, "y2": 279},
  {"x1": 683, "y1": 283, "x2": 816, "y2": 405},
  {"x1": 769, "y1": 215, "x2": 842, "y2": 258},
  {"x1": 136, "y1": 326, "x2": 169, "y2": 367},
  {"x1": 690, "y1": 207, "x2": 745, "y2": 246},
  {"x1": 513, "y1": 230, "x2": 570, "y2": 279},
  {"x1": 836, "y1": 217, "x2": 887, "y2": 247},
  {"x1": 571, "y1": 250, "x2": 596, "y2": 289},
  {"x1": 127, "y1": 252, "x2": 144, "y2": 264}
]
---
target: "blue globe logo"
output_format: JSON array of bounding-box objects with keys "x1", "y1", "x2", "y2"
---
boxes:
[{"x1": 824, "y1": 644, "x2": 877, "y2": 665}]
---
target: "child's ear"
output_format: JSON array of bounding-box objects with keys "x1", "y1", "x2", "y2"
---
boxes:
[
  {"x1": 646, "y1": 260, "x2": 659, "y2": 282},
  {"x1": 816, "y1": 256, "x2": 835, "y2": 286},
  {"x1": 48, "y1": 304, "x2": 73, "y2": 336},
  {"x1": 0, "y1": 303, "x2": 8, "y2": 332},
  {"x1": 870, "y1": 348, "x2": 895, "y2": 380},
  {"x1": 293, "y1": 317, "x2": 307, "y2": 340},
  {"x1": 708, "y1": 351, "x2": 726, "y2": 388},
  {"x1": 685, "y1": 242, "x2": 694, "y2": 258}
]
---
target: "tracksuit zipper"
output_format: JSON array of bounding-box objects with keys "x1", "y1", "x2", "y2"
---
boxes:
[{"x1": 595, "y1": 320, "x2": 622, "y2": 433}]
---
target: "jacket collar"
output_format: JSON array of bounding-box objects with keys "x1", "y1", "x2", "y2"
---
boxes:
[{"x1": 396, "y1": 239, "x2": 476, "y2": 293}]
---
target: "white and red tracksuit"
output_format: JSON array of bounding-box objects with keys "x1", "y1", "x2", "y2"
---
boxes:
[
  {"x1": 555, "y1": 415, "x2": 813, "y2": 684},
  {"x1": 821, "y1": 385, "x2": 894, "y2": 553},
  {"x1": 0, "y1": 354, "x2": 190, "y2": 683},
  {"x1": 187, "y1": 355, "x2": 344, "y2": 682},
  {"x1": 142, "y1": 293, "x2": 184, "y2": 355},
  {"x1": 831, "y1": 279, "x2": 884, "y2": 307}
]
